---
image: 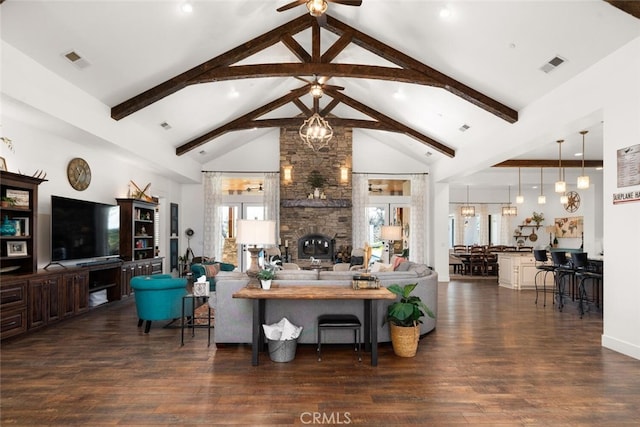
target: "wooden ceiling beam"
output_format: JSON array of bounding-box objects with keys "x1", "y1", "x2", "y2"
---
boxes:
[
  {"x1": 280, "y1": 33, "x2": 311, "y2": 63},
  {"x1": 111, "y1": 15, "x2": 311, "y2": 120},
  {"x1": 605, "y1": 1, "x2": 640, "y2": 19},
  {"x1": 190, "y1": 63, "x2": 438, "y2": 86},
  {"x1": 324, "y1": 15, "x2": 518, "y2": 123},
  {"x1": 493, "y1": 159, "x2": 603, "y2": 168},
  {"x1": 321, "y1": 32, "x2": 353, "y2": 63}
]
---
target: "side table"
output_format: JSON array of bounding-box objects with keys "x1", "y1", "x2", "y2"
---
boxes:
[{"x1": 181, "y1": 294, "x2": 211, "y2": 347}]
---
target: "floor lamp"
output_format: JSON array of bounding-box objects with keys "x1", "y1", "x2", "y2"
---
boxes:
[
  {"x1": 236, "y1": 219, "x2": 276, "y2": 288},
  {"x1": 381, "y1": 225, "x2": 403, "y2": 264}
]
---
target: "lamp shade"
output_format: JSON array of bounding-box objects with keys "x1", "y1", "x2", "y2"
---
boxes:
[
  {"x1": 381, "y1": 225, "x2": 403, "y2": 241},
  {"x1": 236, "y1": 219, "x2": 276, "y2": 246}
]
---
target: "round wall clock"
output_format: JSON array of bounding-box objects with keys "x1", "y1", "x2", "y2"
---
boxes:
[
  {"x1": 67, "y1": 157, "x2": 91, "y2": 191},
  {"x1": 564, "y1": 191, "x2": 580, "y2": 213}
]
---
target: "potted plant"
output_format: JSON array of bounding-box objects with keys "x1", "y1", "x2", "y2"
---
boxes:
[
  {"x1": 385, "y1": 283, "x2": 435, "y2": 357},
  {"x1": 1, "y1": 196, "x2": 16, "y2": 208},
  {"x1": 257, "y1": 268, "x2": 275, "y2": 290},
  {"x1": 306, "y1": 170, "x2": 326, "y2": 198},
  {"x1": 532, "y1": 211, "x2": 544, "y2": 226}
]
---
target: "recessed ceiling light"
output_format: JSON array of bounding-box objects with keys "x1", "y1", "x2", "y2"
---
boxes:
[
  {"x1": 574, "y1": 152, "x2": 582, "y2": 157},
  {"x1": 596, "y1": 166, "x2": 603, "y2": 170},
  {"x1": 180, "y1": 1, "x2": 193, "y2": 14},
  {"x1": 228, "y1": 88, "x2": 240, "y2": 99},
  {"x1": 439, "y1": 7, "x2": 452, "y2": 19}
]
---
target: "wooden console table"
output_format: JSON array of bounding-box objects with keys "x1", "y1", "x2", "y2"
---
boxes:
[{"x1": 233, "y1": 285, "x2": 395, "y2": 366}]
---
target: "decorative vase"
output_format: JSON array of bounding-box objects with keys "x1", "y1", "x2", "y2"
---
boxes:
[
  {"x1": 313, "y1": 188, "x2": 320, "y2": 199},
  {"x1": 261, "y1": 279, "x2": 272, "y2": 290},
  {"x1": 0, "y1": 215, "x2": 16, "y2": 236},
  {"x1": 389, "y1": 323, "x2": 420, "y2": 357}
]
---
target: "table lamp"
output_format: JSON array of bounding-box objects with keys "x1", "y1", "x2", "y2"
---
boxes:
[
  {"x1": 381, "y1": 225, "x2": 403, "y2": 264},
  {"x1": 236, "y1": 219, "x2": 276, "y2": 287}
]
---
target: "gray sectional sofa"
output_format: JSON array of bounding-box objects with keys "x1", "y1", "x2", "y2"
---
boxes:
[{"x1": 210, "y1": 262, "x2": 438, "y2": 346}]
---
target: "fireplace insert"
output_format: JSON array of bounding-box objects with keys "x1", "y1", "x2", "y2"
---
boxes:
[{"x1": 298, "y1": 234, "x2": 334, "y2": 260}]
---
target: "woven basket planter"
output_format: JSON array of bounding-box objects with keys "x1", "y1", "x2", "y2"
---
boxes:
[{"x1": 389, "y1": 322, "x2": 420, "y2": 357}]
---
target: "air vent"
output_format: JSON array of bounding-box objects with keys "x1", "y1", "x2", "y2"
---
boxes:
[
  {"x1": 160, "y1": 121, "x2": 172, "y2": 130},
  {"x1": 459, "y1": 124, "x2": 470, "y2": 132},
  {"x1": 540, "y1": 55, "x2": 566, "y2": 73},
  {"x1": 62, "y1": 50, "x2": 91, "y2": 69}
]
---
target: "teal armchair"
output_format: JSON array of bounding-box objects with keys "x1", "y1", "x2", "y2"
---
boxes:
[
  {"x1": 130, "y1": 274, "x2": 191, "y2": 333},
  {"x1": 191, "y1": 261, "x2": 235, "y2": 292}
]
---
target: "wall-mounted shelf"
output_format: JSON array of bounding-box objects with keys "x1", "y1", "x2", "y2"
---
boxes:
[{"x1": 513, "y1": 224, "x2": 543, "y2": 241}]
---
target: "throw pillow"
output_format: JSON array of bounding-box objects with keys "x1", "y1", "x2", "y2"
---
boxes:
[
  {"x1": 204, "y1": 263, "x2": 220, "y2": 277},
  {"x1": 219, "y1": 262, "x2": 235, "y2": 272},
  {"x1": 370, "y1": 262, "x2": 394, "y2": 273}
]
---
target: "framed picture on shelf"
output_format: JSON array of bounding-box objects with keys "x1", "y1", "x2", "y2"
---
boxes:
[
  {"x1": 5, "y1": 189, "x2": 29, "y2": 208},
  {"x1": 0, "y1": 157, "x2": 6, "y2": 171},
  {"x1": 7, "y1": 241, "x2": 28, "y2": 256}
]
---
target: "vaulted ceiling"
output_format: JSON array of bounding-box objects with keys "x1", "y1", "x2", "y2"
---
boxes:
[{"x1": 1, "y1": 1, "x2": 639, "y2": 188}]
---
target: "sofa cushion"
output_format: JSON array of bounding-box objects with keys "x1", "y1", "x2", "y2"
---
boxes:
[
  {"x1": 395, "y1": 260, "x2": 412, "y2": 272},
  {"x1": 370, "y1": 262, "x2": 394, "y2": 272},
  {"x1": 274, "y1": 269, "x2": 319, "y2": 280}
]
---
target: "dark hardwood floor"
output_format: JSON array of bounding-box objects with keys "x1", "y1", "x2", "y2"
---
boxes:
[{"x1": 2, "y1": 279, "x2": 640, "y2": 426}]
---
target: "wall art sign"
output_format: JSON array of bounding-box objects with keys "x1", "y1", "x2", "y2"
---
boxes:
[
  {"x1": 554, "y1": 216, "x2": 583, "y2": 239},
  {"x1": 617, "y1": 144, "x2": 640, "y2": 188},
  {"x1": 613, "y1": 190, "x2": 640, "y2": 205}
]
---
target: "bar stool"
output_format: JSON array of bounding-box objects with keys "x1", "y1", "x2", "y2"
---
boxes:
[
  {"x1": 551, "y1": 251, "x2": 574, "y2": 311},
  {"x1": 571, "y1": 252, "x2": 603, "y2": 318},
  {"x1": 533, "y1": 249, "x2": 555, "y2": 307},
  {"x1": 317, "y1": 314, "x2": 361, "y2": 362}
]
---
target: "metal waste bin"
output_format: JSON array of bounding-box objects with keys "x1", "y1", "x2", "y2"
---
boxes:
[{"x1": 268, "y1": 338, "x2": 298, "y2": 362}]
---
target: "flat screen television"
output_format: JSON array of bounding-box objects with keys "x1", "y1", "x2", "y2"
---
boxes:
[{"x1": 51, "y1": 196, "x2": 120, "y2": 262}]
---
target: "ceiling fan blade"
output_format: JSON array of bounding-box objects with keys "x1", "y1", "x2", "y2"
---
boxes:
[
  {"x1": 322, "y1": 84, "x2": 345, "y2": 91},
  {"x1": 329, "y1": 0, "x2": 363, "y2": 6},
  {"x1": 277, "y1": 0, "x2": 307, "y2": 12},
  {"x1": 294, "y1": 76, "x2": 313, "y2": 84}
]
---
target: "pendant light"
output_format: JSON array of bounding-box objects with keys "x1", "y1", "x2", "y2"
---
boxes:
[
  {"x1": 461, "y1": 185, "x2": 475, "y2": 217},
  {"x1": 538, "y1": 167, "x2": 546, "y2": 204},
  {"x1": 516, "y1": 167, "x2": 524, "y2": 204},
  {"x1": 502, "y1": 185, "x2": 517, "y2": 216},
  {"x1": 555, "y1": 139, "x2": 566, "y2": 193},
  {"x1": 577, "y1": 130, "x2": 590, "y2": 189},
  {"x1": 560, "y1": 167, "x2": 569, "y2": 204}
]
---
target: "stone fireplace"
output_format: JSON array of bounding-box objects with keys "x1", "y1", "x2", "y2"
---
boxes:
[{"x1": 278, "y1": 123, "x2": 353, "y2": 263}]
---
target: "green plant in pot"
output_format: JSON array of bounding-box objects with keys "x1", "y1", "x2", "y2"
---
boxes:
[
  {"x1": 385, "y1": 283, "x2": 435, "y2": 357},
  {"x1": 306, "y1": 170, "x2": 326, "y2": 198},
  {"x1": 257, "y1": 268, "x2": 275, "y2": 290},
  {"x1": 1, "y1": 196, "x2": 16, "y2": 208}
]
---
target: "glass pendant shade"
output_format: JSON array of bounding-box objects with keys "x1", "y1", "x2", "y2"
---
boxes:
[
  {"x1": 560, "y1": 193, "x2": 568, "y2": 204},
  {"x1": 502, "y1": 185, "x2": 517, "y2": 216},
  {"x1": 577, "y1": 175, "x2": 590, "y2": 189},
  {"x1": 516, "y1": 195, "x2": 524, "y2": 204},
  {"x1": 307, "y1": 0, "x2": 328, "y2": 16},
  {"x1": 555, "y1": 180, "x2": 566, "y2": 193}
]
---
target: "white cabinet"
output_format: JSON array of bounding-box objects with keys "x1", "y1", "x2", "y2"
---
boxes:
[{"x1": 498, "y1": 252, "x2": 554, "y2": 290}]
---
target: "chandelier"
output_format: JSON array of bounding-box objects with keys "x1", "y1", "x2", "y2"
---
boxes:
[
  {"x1": 502, "y1": 185, "x2": 517, "y2": 216},
  {"x1": 461, "y1": 185, "x2": 475, "y2": 217},
  {"x1": 299, "y1": 113, "x2": 333, "y2": 151}
]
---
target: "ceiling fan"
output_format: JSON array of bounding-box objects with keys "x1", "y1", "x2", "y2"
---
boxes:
[
  {"x1": 294, "y1": 75, "x2": 345, "y2": 98},
  {"x1": 277, "y1": 0, "x2": 362, "y2": 17}
]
